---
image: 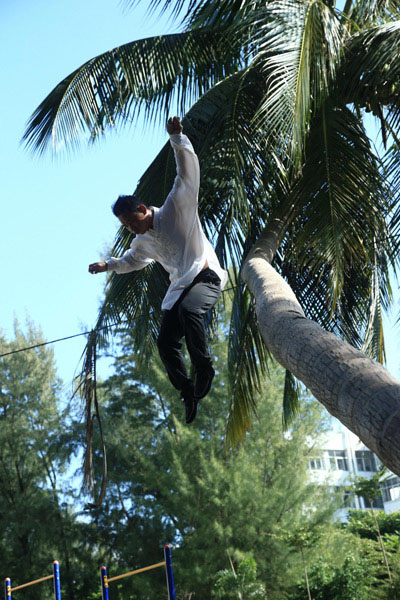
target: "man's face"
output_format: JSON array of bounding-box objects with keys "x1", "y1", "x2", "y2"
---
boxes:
[{"x1": 118, "y1": 207, "x2": 149, "y2": 235}]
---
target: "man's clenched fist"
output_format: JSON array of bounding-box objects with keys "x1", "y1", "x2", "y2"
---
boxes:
[{"x1": 89, "y1": 262, "x2": 108, "y2": 274}]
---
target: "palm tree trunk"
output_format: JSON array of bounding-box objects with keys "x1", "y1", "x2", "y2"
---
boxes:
[{"x1": 241, "y1": 220, "x2": 400, "y2": 476}]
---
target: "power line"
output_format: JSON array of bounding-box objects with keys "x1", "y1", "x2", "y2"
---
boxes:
[
  {"x1": 0, "y1": 324, "x2": 113, "y2": 359},
  {"x1": 0, "y1": 284, "x2": 240, "y2": 359}
]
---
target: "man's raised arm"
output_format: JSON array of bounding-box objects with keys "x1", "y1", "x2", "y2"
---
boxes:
[{"x1": 167, "y1": 117, "x2": 200, "y2": 202}]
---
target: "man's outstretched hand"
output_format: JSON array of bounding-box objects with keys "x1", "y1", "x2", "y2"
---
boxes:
[
  {"x1": 167, "y1": 116, "x2": 183, "y2": 135},
  {"x1": 89, "y1": 262, "x2": 108, "y2": 274}
]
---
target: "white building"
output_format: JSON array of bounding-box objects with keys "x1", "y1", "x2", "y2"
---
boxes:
[{"x1": 308, "y1": 426, "x2": 400, "y2": 520}]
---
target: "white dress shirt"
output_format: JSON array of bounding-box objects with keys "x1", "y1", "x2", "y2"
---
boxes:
[{"x1": 107, "y1": 133, "x2": 228, "y2": 310}]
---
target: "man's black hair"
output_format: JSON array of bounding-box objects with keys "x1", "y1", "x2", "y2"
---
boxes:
[{"x1": 112, "y1": 195, "x2": 146, "y2": 217}]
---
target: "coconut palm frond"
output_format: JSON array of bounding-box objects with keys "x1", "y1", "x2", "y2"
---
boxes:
[
  {"x1": 23, "y1": 28, "x2": 243, "y2": 154},
  {"x1": 122, "y1": 0, "x2": 198, "y2": 21},
  {"x1": 101, "y1": 68, "x2": 276, "y2": 341},
  {"x1": 348, "y1": 0, "x2": 400, "y2": 29},
  {"x1": 75, "y1": 260, "x2": 170, "y2": 508},
  {"x1": 277, "y1": 236, "x2": 391, "y2": 356},
  {"x1": 341, "y1": 23, "x2": 400, "y2": 147},
  {"x1": 341, "y1": 21, "x2": 400, "y2": 111},
  {"x1": 282, "y1": 370, "x2": 301, "y2": 429},
  {"x1": 252, "y1": 0, "x2": 345, "y2": 165},
  {"x1": 384, "y1": 143, "x2": 400, "y2": 258},
  {"x1": 186, "y1": 0, "x2": 260, "y2": 30},
  {"x1": 78, "y1": 331, "x2": 108, "y2": 510},
  {"x1": 124, "y1": 0, "x2": 259, "y2": 30},
  {"x1": 362, "y1": 250, "x2": 388, "y2": 363},
  {"x1": 288, "y1": 101, "x2": 389, "y2": 312},
  {"x1": 226, "y1": 276, "x2": 270, "y2": 446},
  {"x1": 102, "y1": 264, "x2": 169, "y2": 358},
  {"x1": 266, "y1": 98, "x2": 392, "y2": 356}
]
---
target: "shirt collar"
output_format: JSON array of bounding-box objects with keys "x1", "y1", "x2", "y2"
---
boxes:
[{"x1": 150, "y1": 206, "x2": 160, "y2": 235}]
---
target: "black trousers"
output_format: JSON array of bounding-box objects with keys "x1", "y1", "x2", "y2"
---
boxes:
[{"x1": 157, "y1": 268, "x2": 222, "y2": 394}]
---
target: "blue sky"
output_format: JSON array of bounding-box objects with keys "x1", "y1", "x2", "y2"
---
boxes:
[
  {"x1": 1, "y1": 0, "x2": 399, "y2": 393},
  {"x1": 0, "y1": 0, "x2": 176, "y2": 385}
]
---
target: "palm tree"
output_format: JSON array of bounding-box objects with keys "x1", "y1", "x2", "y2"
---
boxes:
[{"x1": 23, "y1": 0, "x2": 400, "y2": 486}]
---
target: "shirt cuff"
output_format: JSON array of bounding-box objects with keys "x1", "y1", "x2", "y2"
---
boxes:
[
  {"x1": 169, "y1": 133, "x2": 184, "y2": 142},
  {"x1": 106, "y1": 258, "x2": 117, "y2": 271}
]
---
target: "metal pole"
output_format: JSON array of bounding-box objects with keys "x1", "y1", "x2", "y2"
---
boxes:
[
  {"x1": 100, "y1": 566, "x2": 109, "y2": 600},
  {"x1": 164, "y1": 545, "x2": 176, "y2": 600},
  {"x1": 53, "y1": 562, "x2": 61, "y2": 600},
  {"x1": 4, "y1": 579, "x2": 11, "y2": 600}
]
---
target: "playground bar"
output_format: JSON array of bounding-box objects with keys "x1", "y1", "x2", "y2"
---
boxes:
[
  {"x1": 53, "y1": 561, "x2": 61, "y2": 600},
  {"x1": 164, "y1": 545, "x2": 176, "y2": 600},
  {"x1": 100, "y1": 547, "x2": 176, "y2": 599},
  {"x1": 4, "y1": 563, "x2": 61, "y2": 600},
  {"x1": 107, "y1": 561, "x2": 166, "y2": 583},
  {"x1": 10, "y1": 574, "x2": 54, "y2": 592},
  {"x1": 100, "y1": 566, "x2": 109, "y2": 600}
]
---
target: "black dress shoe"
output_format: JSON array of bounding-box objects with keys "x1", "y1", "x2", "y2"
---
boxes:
[
  {"x1": 181, "y1": 382, "x2": 198, "y2": 424},
  {"x1": 183, "y1": 396, "x2": 199, "y2": 424},
  {"x1": 194, "y1": 365, "x2": 215, "y2": 399}
]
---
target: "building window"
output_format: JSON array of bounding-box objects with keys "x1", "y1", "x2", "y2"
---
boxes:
[
  {"x1": 380, "y1": 476, "x2": 400, "y2": 503},
  {"x1": 359, "y1": 495, "x2": 384, "y2": 509},
  {"x1": 328, "y1": 450, "x2": 349, "y2": 471},
  {"x1": 355, "y1": 450, "x2": 377, "y2": 472},
  {"x1": 343, "y1": 490, "x2": 356, "y2": 508},
  {"x1": 308, "y1": 457, "x2": 324, "y2": 470}
]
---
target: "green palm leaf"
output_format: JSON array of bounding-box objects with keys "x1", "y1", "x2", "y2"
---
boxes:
[
  {"x1": 289, "y1": 101, "x2": 389, "y2": 309},
  {"x1": 226, "y1": 277, "x2": 270, "y2": 445},
  {"x1": 252, "y1": 0, "x2": 345, "y2": 164},
  {"x1": 347, "y1": 0, "x2": 400, "y2": 28},
  {"x1": 125, "y1": 0, "x2": 259, "y2": 30},
  {"x1": 23, "y1": 28, "x2": 243, "y2": 154},
  {"x1": 340, "y1": 21, "x2": 400, "y2": 116},
  {"x1": 282, "y1": 369, "x2": 301, "y2": 429},
  {"x1": 362, "y1": 248, "x2": 388, "y2": 362},
  {"x1": 277, "y1": 237, "x2": 391, "y2": 360}
]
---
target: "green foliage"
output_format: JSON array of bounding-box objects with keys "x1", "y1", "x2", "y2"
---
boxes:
[
  {"x1": 212, "y1": 557, "x2": 267, "y2": 600},
  {"x1": 0, "y1": 322, "x2": 102, "y2": 600},
  {"x1": 289, "y1": 554, "x2": 373, "y2": 600},
  {"x1": 280, "y1": 526, "x2": 322, "y2": 550},
  {"x1": 4, "y1": 317, "x2": 400, "y2": 600},
  {"x1": 352, "y1": 467, "x2": 390, "y2": 506},
  {"x1": 349, "y1": 471, "x2": 397, "y2": 594},
  {"x1": 85, "y1": 307, "x2": 336, "y2": 599},
  {"x1": 0, "y1": 322, "x2": 65, "y2": 598},
  {"x1": 346, "y1": 509, "x2": 400, "y2": 540}
]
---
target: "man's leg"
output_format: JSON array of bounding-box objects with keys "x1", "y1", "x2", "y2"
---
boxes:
[
  {"x1": 177, "y1": 269, "x2": 221, "y2": 398},
  {"x1": 157, "y1": 306, "x2": 193, "y2": 395}
]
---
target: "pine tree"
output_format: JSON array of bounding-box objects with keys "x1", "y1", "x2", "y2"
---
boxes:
[
  {"x1": 0, "y1": 322, "x2": 69, "y2": 598},
  {"x1": 0, "y1": 321, "x2": 100, "y2": 600}
]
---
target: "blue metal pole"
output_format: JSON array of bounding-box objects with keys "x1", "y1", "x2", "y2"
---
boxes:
[
  {"x1": 53, "y1": 561, "x2": 61, "y2": 600},
  {"x1": 164, "y1": 545, "x2": 176, "y2": 600},
  {"x1": 100, "y1": 566, "x2": 109, "y2": 600},
  {"x1": 4, "y1": 579, "x2": 11, "y2": 600}
]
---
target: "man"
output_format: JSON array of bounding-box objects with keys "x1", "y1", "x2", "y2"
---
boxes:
[{"x1": 89, "y1": 116, "x2": 227, "y2": 423}]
